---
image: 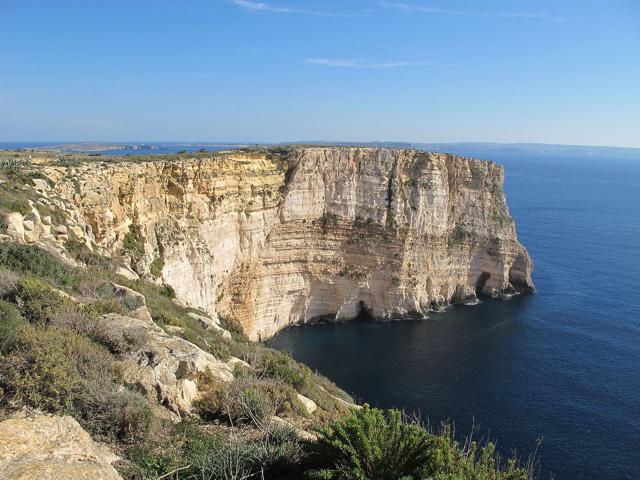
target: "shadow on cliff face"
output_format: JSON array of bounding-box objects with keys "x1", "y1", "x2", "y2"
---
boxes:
[{"x1": 357, "y1": 300, "x2": 374, "y2": 320}]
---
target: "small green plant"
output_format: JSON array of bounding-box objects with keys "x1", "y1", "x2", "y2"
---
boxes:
[
  {"x1": 159, "y1": 283, "x2": 175, "y2": 298},
  {"x1": 149, "y1": 256, "x2": 164, "y2": 278},
  {"x1": 15, "y1": 276, "x2": 72, "y2": 323},
  {"x1": 123, "y1": 224, "x2": 145, "y2": 255},
  {"x1": 447, "y1": 224, "x2": 468, "y2": 248},
  {"x1": 403, "y1": 177, "x2": 418, "y2": 187},
  {"x1": 321, "y1": 212, "x2": 340, "y2": 231},
  {"x1": 386, "y1": 212, "x2": 397, "y2": 229},
  {"x1": 0, "y1": 300, "x2": 25, "y2": 353}
]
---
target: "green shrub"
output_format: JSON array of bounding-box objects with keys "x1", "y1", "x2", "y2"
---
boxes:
[
  {"x1": 306, "y1": 406, "x2": 532, "y2": 480},
  {"x1": 197, "y1": 375, "x2": 300, "y2": 432},
  {"x1": 73, "y1": 377, "x2": 152, "y2": 443},
  {"x1": 83, "y1": 298, "x2": 127, "y2": 317},
  {"x1": 0, "y1": 300, "x2": 25, "y2": 353},
  {"x1": 257, "y1": 349, "x2": 312, "y2": 390},
  {"x1": 75, "y1": 271, "x2": 114, "y2": 300},
  {"x1": 123, "y1": 224, "x2": 145, "y2": 255},
  {"x1": 307, "y1": 405, "x2": 433, "y2": 480},
  {"x1": 65, "y1": 239, "x2": 111, "y2": 269},
  {"x1": 0, "y1": 267, "x2": 20, "y2": 298},
  {"x1": 0, "y1": 243, "x2": 77, "y2": 289},
  {"x1": 51, "y1": 307, "x2": 147, "y2": 355},
  {"x1": 0, "y1": 198, "x2": 31, "y2": 216},
  {"x1": 403, "y1": 178, "x2": 418, "y2": 187},
  {"x1": 185, "y1": 427, "x2": 302, "y2": 480},
  {"x1": 15, "y1": 276, "x2": 71, "y2": 324},
  {"x1": 416, "y1": 425, "x2": 531, "y2": 480},
  {"x1": 149, "y1": 256, "x2": 164, "y2": 278},
  {"x1": 159, "y1": 283, "x2": 175, "y2": 298},
  {"x1": 1, "y1": 325, "x2": 84, "y2": 411}
]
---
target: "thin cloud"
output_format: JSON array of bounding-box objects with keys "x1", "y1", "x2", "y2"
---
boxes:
[
  {"x1": 232, "y1": 0, "x2": 292, "y2": 13},
  {"x1": 305, "y1": 58, "x2": 453, "y2": 68},
  {"x1": 231, "y1": 0, "x2": 369, "y2": 17},
  {"x1": 377, "y1": 1, "x2": 546, "y2": 19}
]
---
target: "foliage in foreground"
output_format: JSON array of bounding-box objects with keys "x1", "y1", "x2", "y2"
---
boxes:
[
  {"x1": 0, "y1": 242, "x2": 536, "y2": 480},
  {"x1": 305, "y1": 405, "x2": 533, "y2": 480}
]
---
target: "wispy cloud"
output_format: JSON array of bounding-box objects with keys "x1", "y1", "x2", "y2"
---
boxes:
[
  {"x1": 377, "y1": 1, "x2": 546, "y2": 19},
  {"x1": 304, "y1": 58, "x2": 453, "y2": 68},
  {"x1": 232, "y1": 0, "x2": 292, "y2": 13},
  {"x1": 231, "y1": 0, "x2": 369, "y2": 17}
]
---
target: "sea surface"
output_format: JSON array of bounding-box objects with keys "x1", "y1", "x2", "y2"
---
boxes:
[{"x1": 267, "y1": 150, "x2": 640, "y2": 480}]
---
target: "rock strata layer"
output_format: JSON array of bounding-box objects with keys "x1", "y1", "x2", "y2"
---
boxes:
[{"x1": 5, "y1": 147, "x2": 534, "y2": 340}]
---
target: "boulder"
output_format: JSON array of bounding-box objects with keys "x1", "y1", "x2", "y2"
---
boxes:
[
  {"x1": 187, "y1": 311, "x2": 232, "y2": 340},
  {"x1": 296, "y1": 393, "x2": 318, "y2": 414},
  {"x1": 111, "y1": 283, "x2": 152, "y2": 322},
  {"x1": 4, "y1": 213, "x2": 25, "y2": 242},
  {"x1": 0, "y1": 410, "x2": 122, "y2": 480},
  {"x1": 102, "y1": 313, "x2": 236, "y2": 417},
  {"x1": 115, "y1": 265, "x2": 139, "y2": 281}
]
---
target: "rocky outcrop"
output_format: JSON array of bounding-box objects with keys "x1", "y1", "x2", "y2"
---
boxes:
[
  {"x1": 4, "y1": 147, "x2": 533, "y2": 340},
  {"x1": 0, "y1": 411, "x2": 122, "y2": 480},
  {"x1": 103, "y1": 312, "x2": 237, "y2": 417}
]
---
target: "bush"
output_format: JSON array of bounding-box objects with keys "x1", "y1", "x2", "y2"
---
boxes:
[
  {"x1": 1, "y1": 326, "x2": 84, "y2": 411},
  {"x1": 258, "y1": 349, "x2": 312, "y2": 391},
  {"x1": 197, "y1": 375, "x2": 300, "y2": 432},
  {"x1": 0, "y1": 197, "x2": 31, "y2": 216},
  {"x1": 15, "y1": 276, "x2": 71, "y2": 324},
  {"x1": 159, "y1": 283, "x2": 175, "y2": 298},
  {"x1": 65, "y1": 239, "x2": 111, "y2": 270},
  {"x1": 0, "y1": 300, "x2": 25, "y2": 353},
  {"x1": 0, "y1": 243, "x2": 77, "y2": 289},
  {"x1": 149, "y1": 256, "x2": 164, "y2": 278},
  {"x1": 306, "y1": 406, "x2": 533, "y2": 480},
  {"x1": 0, "y1": 315, "x2": 151, "y2": 442},
  {"x1": 186, "y1": 426, "x2": 302, "y2": 480},
  {"x1": 50, "y1": 307, "x2": 147, "y2": 355},
  {"x1": 307, "y1": 405, "x2": 433, "y2": 480},
  {"x1": 0, "y1": 267, "x2": 20, "y2": 298},
  {"x1": 73, "y1": 377, "x2": 152, "y2": 443},
  {"x1": 123, "y1": 224, "x2": 145, "y2": 255}
]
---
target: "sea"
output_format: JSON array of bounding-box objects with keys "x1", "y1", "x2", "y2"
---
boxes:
[
  {"x1": 267, "y1": 147, "x2": 640, "y2": 479},
  {"x1": 4, "y1": 141, "x2": 639, "y2": 478}
]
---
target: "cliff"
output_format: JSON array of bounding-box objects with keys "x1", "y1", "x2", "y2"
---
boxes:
[{"x1": 2, "y1": 147, "x2": 533, "y2": 340}]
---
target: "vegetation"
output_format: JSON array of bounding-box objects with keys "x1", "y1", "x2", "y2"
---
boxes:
[
  {"x1": 0, "y1": 242, "x2": 534, "y2": 480},
  {"x1": 404, "y1": 177, "x2": 419, "y2": 187},
  {"x1": 149, "y1": 256, "x2": 164, "y2": 278},
  {"x1": 306, "y1": 405, "x2": 533, "y2": 480},
  {"x1": 447, "y1": 224, "x2": 470, "y2": 248},
  {"x1": 123, "y1": 224, "x2": 145, "y2": 255}
]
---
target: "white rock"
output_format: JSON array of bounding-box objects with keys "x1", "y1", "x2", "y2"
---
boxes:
[
  {"x1": 4, "y1": 212, "x2": 25, "y2": 242},
  {"x1": 0, "y1": 410, "x2": 123, "y2": 480},
  {"x1": 296, "y1": 393, "x2": 317, "y2": 414}
]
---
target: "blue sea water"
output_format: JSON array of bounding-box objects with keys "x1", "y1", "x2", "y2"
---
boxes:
[{"x1": 267, "y1": 151, "x2": 640, "y2": 479}]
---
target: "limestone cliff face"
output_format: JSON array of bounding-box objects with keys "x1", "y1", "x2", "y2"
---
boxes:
[{"x1": 7, "y1": 147, "x2": 533, "y2": 340}]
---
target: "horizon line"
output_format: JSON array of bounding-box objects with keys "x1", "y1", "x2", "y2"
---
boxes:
[{"x1": 1, "y1": 140, "x2": 640, "y2": 151}]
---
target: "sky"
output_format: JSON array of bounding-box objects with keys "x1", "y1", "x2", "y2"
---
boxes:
[{"x1": 0, "y1": 0, "x2": 639, "y2": 147}]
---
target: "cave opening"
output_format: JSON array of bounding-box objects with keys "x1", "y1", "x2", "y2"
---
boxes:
[
  {"x1": 475, "y1": 271, "x2": 491, "y2": 295},
  {"x1": 356, "y1": 300, "x2": 374, "y2": 321}
]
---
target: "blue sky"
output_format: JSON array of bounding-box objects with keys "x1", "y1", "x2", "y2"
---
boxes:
[{"x1": 1, "y1": 0, "x2": 638, "y2": 147}]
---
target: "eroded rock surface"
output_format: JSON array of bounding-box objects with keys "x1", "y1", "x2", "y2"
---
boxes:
[
  {"x1": 103, "y1": 313, "x2": 235, "y2": 417},
  {"x1": 5, "y1": 147, "x2": 534, "y2": 340},
  {"x1": 0, "y1": 411, "x2": 122, "y2": 480}
]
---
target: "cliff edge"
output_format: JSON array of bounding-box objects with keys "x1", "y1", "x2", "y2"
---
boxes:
[{"x1": 2, "y1": 147, "x2": 534, "y2": 340}]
